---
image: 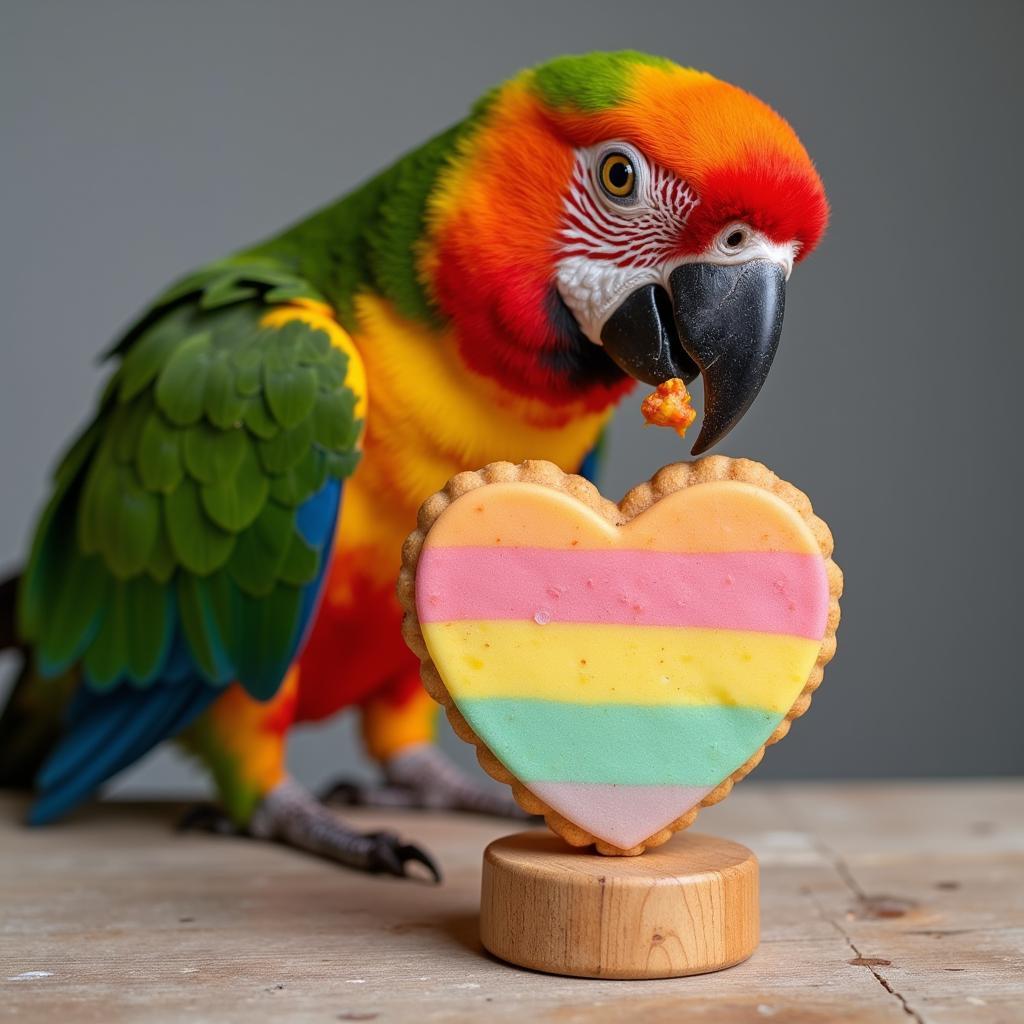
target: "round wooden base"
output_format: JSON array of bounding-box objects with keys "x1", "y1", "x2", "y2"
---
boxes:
[{"x1": 480, "y1": 830, "x2": 759, "y2": 979}]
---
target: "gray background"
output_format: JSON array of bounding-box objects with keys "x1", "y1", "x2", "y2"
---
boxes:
[{"x1": 2, "y1": 0, "x2": 1021, "y2": 799}]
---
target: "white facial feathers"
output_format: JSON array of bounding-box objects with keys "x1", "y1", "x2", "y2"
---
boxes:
[
  {"x1": 558, "y1": 142, "x2": 699, "y2": 268},
  {"x1": 554, "y1": 142, "x2": 795, "y2": 345}
]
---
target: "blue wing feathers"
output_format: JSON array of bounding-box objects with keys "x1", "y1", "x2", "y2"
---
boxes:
[
  {"x1": 29, "y1": 680, "x2": 216, "y2": 825},
  {"x1": 577, "y1": 430, "x2": 607, "y2": 485},
  {"x1": 35, "y1": 695, "x2": 140, "y2": 791},
  {"x1": 292, "y1": 480, "x2": 342, "y2": 663},
  {"x1": 296, "y1": 479, "x2": 341, "y2": 546},
  {"x1": 228, "y1": 479, "x2": 341, "y2": 700}
]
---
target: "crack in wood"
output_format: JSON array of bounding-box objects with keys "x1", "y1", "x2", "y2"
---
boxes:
[
  {"x1": 801, "y1": 834, "x2": 926, "y2": 1024},
  {"x1": 846, "y1": 932, "x2": 925, "y2": 1024}
]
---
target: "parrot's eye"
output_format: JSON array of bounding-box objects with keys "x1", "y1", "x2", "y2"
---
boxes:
[
  {"x1": 598, "y1": 152, "x2": 636, "y2": 200},
  {"x1": 724, "y1": 228, "x2": 748, "y2": 250}
]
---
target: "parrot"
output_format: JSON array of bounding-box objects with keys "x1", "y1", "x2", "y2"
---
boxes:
[{"x1": 0, "y1": 51, "x2": 828, "y2": 880}]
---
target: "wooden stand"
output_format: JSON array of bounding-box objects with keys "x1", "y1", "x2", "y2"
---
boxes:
[{"x1": 480, "y1": 830, "x2": 759, "y2": 979}]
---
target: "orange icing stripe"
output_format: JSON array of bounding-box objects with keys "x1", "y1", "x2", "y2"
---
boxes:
[{"x1": 425, "y1": 481, "x2": 820, "y2": 555}]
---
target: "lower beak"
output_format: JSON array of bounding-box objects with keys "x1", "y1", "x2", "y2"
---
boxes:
[{"x1": 599, "y1": 260, "x2": 787, "y2": 454}]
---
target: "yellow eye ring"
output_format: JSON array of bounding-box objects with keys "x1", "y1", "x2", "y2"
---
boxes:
[{"x1": 599, "y1": 152, "x2": 636, "y2": 199}]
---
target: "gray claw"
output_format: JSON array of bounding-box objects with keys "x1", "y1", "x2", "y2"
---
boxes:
[
  {"x1": 319, "y1": 780, "x2": 422, "y2": 809},
  {"x1": 365, "y1": 831, "x2": 442, "y2": 883},
  {"x1": 318, "y1": 780, "x2": 362, "y2": 806},
  {"x1": 177, "y1": 803, "x2": 240, "y2": 836}
]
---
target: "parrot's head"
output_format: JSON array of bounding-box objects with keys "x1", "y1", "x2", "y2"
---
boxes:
[{"x1": 422, "y1": 51, "x2": 828, "y2": 453}]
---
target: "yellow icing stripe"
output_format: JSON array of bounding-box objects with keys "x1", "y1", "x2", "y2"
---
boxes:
[
  {"x1": 421, "y1": 620, "x2": 818, "y2": 713},
  {"x1": 260, "y1": 302, "x2": 368, "y2": 418},
  {"x1": 425, "y1": 481, "x2": 820, "y2": 554}
]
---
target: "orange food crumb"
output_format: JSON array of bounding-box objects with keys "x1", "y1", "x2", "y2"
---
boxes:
[{"x1": 640, "y1": 378, "x2": 696, "y2": 438}]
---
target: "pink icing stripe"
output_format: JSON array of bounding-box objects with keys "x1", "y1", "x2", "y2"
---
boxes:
[
  {"x1": 527, "y1": 782, "x2": 714, "y2": 850},
  {"x1": 416, "y1": 547, "x2": 828, "y2": 639}
]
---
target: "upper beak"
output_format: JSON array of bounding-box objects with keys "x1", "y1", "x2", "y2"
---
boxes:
[{"x1": 599, "y1": 259, "x2": 787, "y2": 454}]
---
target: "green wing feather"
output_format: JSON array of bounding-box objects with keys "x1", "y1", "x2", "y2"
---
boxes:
[{"x1": 18, "y1": 261, "x2": 362, "y2": 697}]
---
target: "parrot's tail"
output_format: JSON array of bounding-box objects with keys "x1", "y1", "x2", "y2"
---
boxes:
[{"x1": 0, "y1": 572, "x2": 62, "y2": 790}]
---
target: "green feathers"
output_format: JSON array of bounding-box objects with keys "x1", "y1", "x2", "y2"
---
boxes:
[
  {"x1": 530, "y1": 51, "x2": 674, "y2": 113},
  {"x1": 245, "y1": 124, "x2": 469, "y2": 331},
  {"x1": 19, "y1": 262, "x2": 362, "y2": 694}
]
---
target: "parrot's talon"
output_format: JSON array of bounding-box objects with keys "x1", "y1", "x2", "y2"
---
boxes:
[
  {"x1": 359, "y1": 743, "x2": 529, "y2": 820},
  {"x1": 176, "y1": 803, "x2": 240, "y2": 836},
  {"x1": 317, "y1": 780, "x2": 363, "y2": 806},
  {"x1": 319, "y1": 778, "x2": 463, "y2": 811},
  {"x1": 365, "y1": 831, "x2": 442, "y2": 883},
  {"x1": 245, "y1": 778, "x2": 442, "y2": 880},
  {"x1": 320, "y1": 778, "x2": 415, "y2": 809}
]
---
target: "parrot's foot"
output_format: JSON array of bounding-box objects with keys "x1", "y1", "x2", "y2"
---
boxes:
[
  {"x1": 177, "y1": 802, "x2": 242, "y2": 835},
  {"x1": 252, "y1": 779, "x2": 441, "y2": 881},
  {"x1": 180, "y1": 780, "x2": 441, "y2": 882},
  {"x1": 320, "y1": 743, "x2": 529, "y2": 819}
]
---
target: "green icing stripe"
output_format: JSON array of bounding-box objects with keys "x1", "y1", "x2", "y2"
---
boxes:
[{"x1": 458, "y1": 698, "x2": 784, "y2": 786}]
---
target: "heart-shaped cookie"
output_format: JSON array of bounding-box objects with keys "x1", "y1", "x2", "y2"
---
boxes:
[{"x1": 399, "y1": 457, "x2": 841, "y2": 855}]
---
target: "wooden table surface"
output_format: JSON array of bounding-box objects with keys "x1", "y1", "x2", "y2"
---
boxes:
[{"x1": 1, "y1": 782, "x2": 1022, "y2": 1023}]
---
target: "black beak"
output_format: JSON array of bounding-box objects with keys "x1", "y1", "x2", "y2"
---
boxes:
[{"x1": 599, "y1": 260, "x2": 787, "y2": 454}]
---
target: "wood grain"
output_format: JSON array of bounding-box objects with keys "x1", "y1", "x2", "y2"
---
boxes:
[
  {"x1": 480, "y1": 831, "x2": 758, "y2": 978},
  {"x1": 1, "y1": 781, "x2": 1021, "y2": 1023}
]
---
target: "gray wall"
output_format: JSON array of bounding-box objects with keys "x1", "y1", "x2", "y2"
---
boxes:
[{"x1": 2, "y1": 0, "x2": 1021, "y2": 798}]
